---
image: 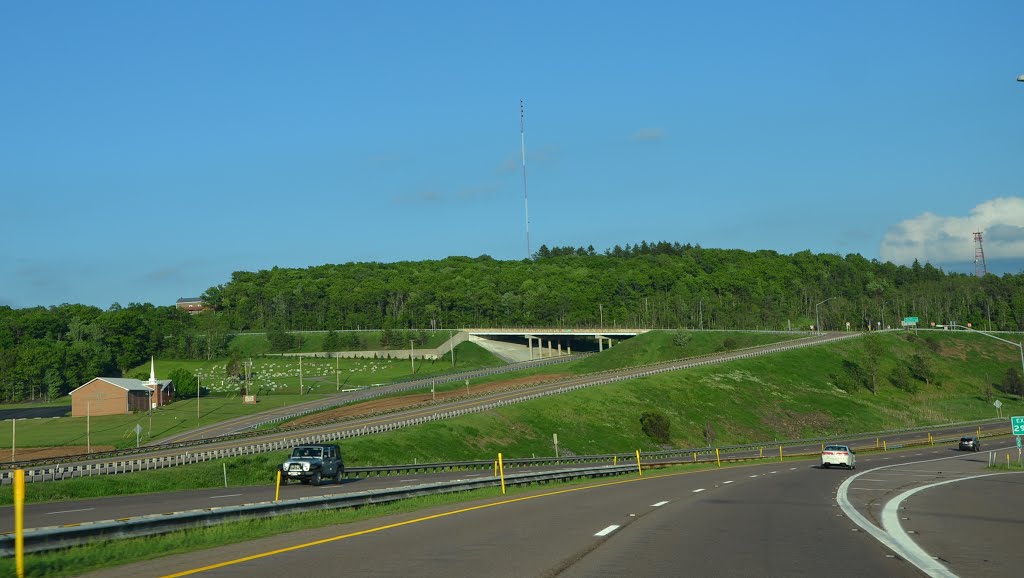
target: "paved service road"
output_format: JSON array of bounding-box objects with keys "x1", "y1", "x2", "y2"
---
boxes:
[{"x1": 82, "y1": 447, "x2": 1015, "y2": 578}]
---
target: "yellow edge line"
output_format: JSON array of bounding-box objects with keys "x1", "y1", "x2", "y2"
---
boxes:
[{"x1": 161, "y1": 464, "x2": 738, "y2": 577}]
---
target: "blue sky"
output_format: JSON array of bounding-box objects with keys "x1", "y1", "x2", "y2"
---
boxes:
[{"x1": 3, "y1": 2, "x2": 1023, "y2": 310}]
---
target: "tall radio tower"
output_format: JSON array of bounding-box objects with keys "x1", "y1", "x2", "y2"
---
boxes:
[
  {"x1": 520, "y1": 99, "x2": 531, "y2": 259},
  {"x1": 973, "y1": 231, "x2": 987, "y2": 277}
]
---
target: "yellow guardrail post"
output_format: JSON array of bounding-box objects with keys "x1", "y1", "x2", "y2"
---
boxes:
[
  {"x1": 613, "y1": 455, "x2": 617, "y2": 466},
  {"x1": 821, "y1": 443, "x2": 824, "y2": 452},
  {"x1": 883, "y1": 440, "x2": 887, "y2": 451},
  {"x1": 498, "y1": 453, "x2": 506, "y2": 494},
  {"x1": 15, "y1": 468, "x2": 24, "y2": 578},
  {"x1": 876, "y1": 437, "x2": 879, "y2": 449},
  {"x1": 759, "y1": 447, "x2": 763, "y2": 459},
  {"x1": 693, "y1": 451, "x2": 697, "y2": 462},
  {"x1": 493, "y1": 459, "x2": 498, "y2": 477},
  {"x1": 714, "y1": 448, "x2": 721, "y2": 467},
  {"x1": 275, "y1": 470, "x2": 282, "y2": 502},
  {"x1": 779, "y1": 445, "x2": 783, "y2": 463},
  {"x1": 636, "y1": 449, "x2": 642, "y2": 476}
]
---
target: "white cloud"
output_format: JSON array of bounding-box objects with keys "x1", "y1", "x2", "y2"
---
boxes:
[{"x1": 880, "y1": 197, "x2": 1024, "y2": 265}]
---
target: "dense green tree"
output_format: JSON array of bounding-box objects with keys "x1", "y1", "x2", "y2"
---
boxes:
[{"x1": 169, "y1": 368, "x2": 198, "y2": 398}]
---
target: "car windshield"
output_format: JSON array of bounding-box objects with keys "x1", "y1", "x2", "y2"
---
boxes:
[
  {"x1": 292, "y1": 447, "x2": 322, "y2": 458},
  {"x1": 824, "y1": 446, "x2": 846, "y2": 451},
  {"x1": 961, "y1": 437, "x2": 973, "y2": 442}
]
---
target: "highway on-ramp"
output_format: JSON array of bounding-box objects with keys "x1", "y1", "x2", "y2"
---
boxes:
[{"x1": 74, "y1": 441, "x2": 1023, "y2": 578}]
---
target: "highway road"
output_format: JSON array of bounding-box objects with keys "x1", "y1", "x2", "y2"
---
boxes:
[{"x1": 68, "y1": 439, "x2": 1022, "y2": 578}]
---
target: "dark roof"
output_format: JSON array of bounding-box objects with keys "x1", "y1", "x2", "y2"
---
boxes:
[{"x1": 176, "y1": 297, "x2": 204, "y2": 304}]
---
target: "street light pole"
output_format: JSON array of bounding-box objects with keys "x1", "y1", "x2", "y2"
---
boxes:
[{"x1": 815, "y1": 297, "x2": 836, "y2": 335}]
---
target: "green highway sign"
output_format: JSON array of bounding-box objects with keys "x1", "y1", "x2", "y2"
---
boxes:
[{"x1": 1012, "y1": 416, "x2": 1024, "y2": 436}]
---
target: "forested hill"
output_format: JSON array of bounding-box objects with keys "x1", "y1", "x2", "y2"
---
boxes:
[
  {"x1": 203, "y1": 243, "x2": 1024, "y2": 333},
  {"x1": 2, "y1": 242, "x2": 1022, "y2": 403}
]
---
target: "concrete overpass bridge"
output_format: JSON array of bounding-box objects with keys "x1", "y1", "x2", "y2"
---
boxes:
[
  {"x1": 463, "y1": 327, "x2": 650, "y2": 362},
  {"x1": 282, "y1": 328, "x2": 651, "y2": 364}
]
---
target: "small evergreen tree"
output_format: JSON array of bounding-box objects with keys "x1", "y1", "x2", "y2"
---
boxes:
[{"x1": 323, "y1": 330, "x2": 340, "y2": 352}]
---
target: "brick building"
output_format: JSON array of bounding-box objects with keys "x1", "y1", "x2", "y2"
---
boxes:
[{"x1": 69, "y1": 358, "x2": 175, "y2": 417}]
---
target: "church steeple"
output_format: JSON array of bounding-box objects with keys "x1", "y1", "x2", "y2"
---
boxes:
[{"x1": 147, "y1": 356, "x2": 157, "y2": 385}]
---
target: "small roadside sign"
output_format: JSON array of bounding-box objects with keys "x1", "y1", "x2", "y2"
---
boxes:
[
  {"x1": 1012, "y1": 416, "x2": 1024, "y2": 436},
  {"x1": 1017, "y1": 436, "x2": 1022, "y2": 450}
]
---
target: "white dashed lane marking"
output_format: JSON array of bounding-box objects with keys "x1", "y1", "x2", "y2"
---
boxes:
[
  {"x1": 46, "y1": 508, "x2": 94, "y2": 515},
  {"x1": 692, "y1": 488, "x2": 706, "y2": 493},
  {"x1": 210, "y1": 494, "x2": 242, "y2": 499},
  {"x1": 722, "y1": 480, "x2": 734, "y2": 484},
  {"x1": 651, "y1": 501, "x2": 669, "y2": 507},
  {"x1": 595, "y1": 525, "x2": 620, "y2": 537}
]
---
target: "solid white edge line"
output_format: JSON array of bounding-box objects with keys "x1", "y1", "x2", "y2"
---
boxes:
[
  {"x1": 595, "y1": 525, "x2": 620, "y2": 537},
  {"x1": 651, "y1": 501, "x2": 669, "y2": 507},
  {"x1": 835, "y1": 446, "x2": 1017, "y2": 578}
]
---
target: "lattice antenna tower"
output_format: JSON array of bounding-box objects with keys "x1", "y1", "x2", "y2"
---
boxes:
[
  {"x1": 973, "y1": 231, "x2": 987, "y2": 277},
  {"x1": 520, "y1": 99, "x2": 531, "y2": 259}
]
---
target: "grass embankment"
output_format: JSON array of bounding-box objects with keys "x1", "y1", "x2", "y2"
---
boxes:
[{"x1": 2, "y1": 330, "x2": 1020, "y2": 506}]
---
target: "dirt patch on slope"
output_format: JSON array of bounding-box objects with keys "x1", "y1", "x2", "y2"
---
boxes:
[
  {"x1": 8, "y1": 446, "x2": 115, "y2": 462},
  {"x1": 290, "y1": 373, "x2": 573, "y2": 427}
]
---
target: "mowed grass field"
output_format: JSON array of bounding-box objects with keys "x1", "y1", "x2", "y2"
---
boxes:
[
  {"x1": 0, "y1": 342, "x2": 503, "y2": 451},
  {"x1": 2, "y1": 330, "x2": 1021, "y2": 506}
]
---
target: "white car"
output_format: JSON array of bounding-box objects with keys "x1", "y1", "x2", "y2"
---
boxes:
[{"x1": 821, "y1": 445, "x2": 856, "y2": 469}]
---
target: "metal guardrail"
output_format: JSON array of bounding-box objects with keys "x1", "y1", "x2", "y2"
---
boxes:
[
  {"x1": 0, "y1": 464, "x2": 638, "y2": 556},
  {"x1": 0, "y1": 412, "x2": 1006, "y2": 486}
]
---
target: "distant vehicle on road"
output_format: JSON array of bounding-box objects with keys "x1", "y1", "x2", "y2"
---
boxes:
[
  {"x1": 958, "y1": 436, "x2": 981, "y2": 452},
  {"x1": 280, "y1": 444, "x2": 344, "y2": 486},
  {"x1": 821, "y1": 445, "x2": 856, "y2": 469}
]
